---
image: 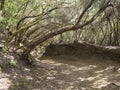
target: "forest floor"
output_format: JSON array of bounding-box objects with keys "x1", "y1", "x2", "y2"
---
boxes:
[
  {"x1": 0, "y1": 43, "x2": 120, "y2": 90},
  {"x1": 0, "y1": 54, "x2": 120, "y2": 90}
]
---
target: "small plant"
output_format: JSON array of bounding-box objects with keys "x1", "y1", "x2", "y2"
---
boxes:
[
  {"x1": 9, "y1": 59, "x2": 17, "y2": 67},
  {"x1": 3, "y1": 46, "x2": 9, "y2": 52},
  {"x1": 10, "y1": 78, "x2": 31, "y2": 90}
]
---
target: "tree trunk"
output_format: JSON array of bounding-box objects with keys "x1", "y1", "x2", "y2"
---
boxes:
[
  {"x1": 20, "y1": 46, "x2": 34, "y2": 65},
  {"x1": 0, "y1": 0, "x2": 5, "y2": 10}
]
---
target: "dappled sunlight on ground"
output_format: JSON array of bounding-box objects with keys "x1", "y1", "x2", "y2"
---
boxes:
[
  {"x1": 37, "y1": 58, "x2": 120, "y2": 90},
  {"x1": 0, "y1": 78, "x2": 11, "y2": 90},
  {"x1": 0, "y1": 55, "x2": 120, "y2": 90},
  {"x1": 0, "y1": 72, "x2": 11, "y2": 90}
]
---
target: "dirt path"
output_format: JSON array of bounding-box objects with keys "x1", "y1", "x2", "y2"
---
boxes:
[
  {"x1": 0, "y1": 55, "x2": 120, "y2": 90},
  {"x1": 36, "y1": 57, "x2": 120, "y2": 90}
]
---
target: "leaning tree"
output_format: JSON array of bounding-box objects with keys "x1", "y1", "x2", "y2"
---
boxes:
[{"x1": 1, "y1": 0, "x2": 115, "y2": 64}]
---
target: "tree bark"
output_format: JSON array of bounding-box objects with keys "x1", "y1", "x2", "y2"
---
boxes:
[{"x1": 0, "y1": 0, "x2": 5, "y2": 10}]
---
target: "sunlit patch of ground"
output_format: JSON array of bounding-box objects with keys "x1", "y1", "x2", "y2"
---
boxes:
[
  {"x1": 0, "y1": 78, "x2": 11, "y2": 90},
  {"x1": 0, "y1": 72, "x2": 11, "y2": 90}
]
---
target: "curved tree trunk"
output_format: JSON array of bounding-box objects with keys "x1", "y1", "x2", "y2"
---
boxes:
[{"x1": 20, "y1": 1, "x2": 112, "y2": 65}]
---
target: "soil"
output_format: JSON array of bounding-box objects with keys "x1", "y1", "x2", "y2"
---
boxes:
[{"x1": 0, "y1": 42, "x2": 120, "y2": 90}]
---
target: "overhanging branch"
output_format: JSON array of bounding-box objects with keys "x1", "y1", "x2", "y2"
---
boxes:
[{"x1": 23, "y1": 2, "x2": 112, "y2": 53}]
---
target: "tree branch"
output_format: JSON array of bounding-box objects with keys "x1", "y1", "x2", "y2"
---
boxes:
[
  {"x1": 16, "y1": 7, "x2": 58, "y2": 29},
  {"x1": 75, "y1": 0, "x2": 95, "y2": 26}
]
